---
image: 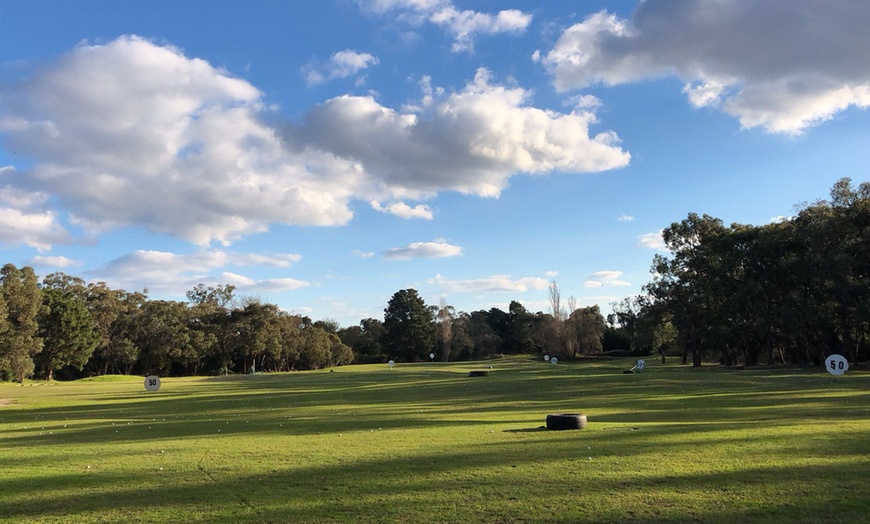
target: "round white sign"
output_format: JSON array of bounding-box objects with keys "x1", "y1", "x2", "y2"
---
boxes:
[
  {"x1": 550, "y1": 357, "x2": 558, "y2": 365},
  {"x1": 544, "y1": 355, "x2": 550, "y2": 361},
  {"x1": 825, "y1": 354, "x2": 848, "y2": 376},
  {"x1": 388, "y1": 360, "x2": 395, "y2": 369},
  {"x1": 144, "y1": 376, "x2": 161, "y2": 392},
  {"x1": 636, "y1": 359, "x2": 646, "y2": 370},
  {"x1": 429, "y1": 353, "x2": 435, "y2": 360}
]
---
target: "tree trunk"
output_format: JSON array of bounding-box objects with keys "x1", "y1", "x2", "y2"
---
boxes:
[{"x1": 48, "y1": 368, "x2": 54, "y2": 381}]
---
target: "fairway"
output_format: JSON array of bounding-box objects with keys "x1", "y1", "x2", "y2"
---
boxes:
[{"x1": 1, "y1": 359, "x2": 868, "y2": 523}]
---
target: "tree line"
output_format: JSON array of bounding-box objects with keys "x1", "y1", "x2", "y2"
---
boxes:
[
  {"x1": 639, "y1": 177, "x2": 870, "y2": 367},
  {"x1": 0, "y1": 178, "x2": 866, "y2": 381},
  {"x1": 0, "y1": 276, "x2": 355, "y2": 382}
]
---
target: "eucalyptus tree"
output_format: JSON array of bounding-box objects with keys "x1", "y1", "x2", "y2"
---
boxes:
[
  {"x1": 37, "y1": 287, "x2": 99, "y2": 380},
  {"x1": 0, "y1": 264, "x2": 44, "y2": 382}
]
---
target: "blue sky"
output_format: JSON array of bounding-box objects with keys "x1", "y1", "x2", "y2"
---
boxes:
[{"x1": 1, "y1": 1, "x2": 868, "y2": 327}]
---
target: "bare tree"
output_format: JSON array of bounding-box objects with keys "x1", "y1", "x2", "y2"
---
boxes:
[
  {"x1": 547, "y1": 281, "x2": 570, "y2": 358},
  {"x1": 437, "y1": 297, "x2": 454, "y2": 362}
]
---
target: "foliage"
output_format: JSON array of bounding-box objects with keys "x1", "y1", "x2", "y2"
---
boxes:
[
  {"x1": 37, "y1": 287, "x2": 99, "y2": 380},
  {"x1": 644, "y1": 178, "x2": 870, "y2": 366},
  {"x1": 0, "y1": 264, "x2": 44, "y2": 382},
  {"x1": 382, "y1": 289, "x2": 436, "y2": 362}
]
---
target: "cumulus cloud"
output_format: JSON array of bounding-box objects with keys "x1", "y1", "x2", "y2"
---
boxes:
[
  {"x1": 584, "y1": 270, "x2": 631, "y2": 288},
  {"x1": 89, "y1": 248, "x2": 308, "y2": 296},
  {"x1": 429, "y1": 273, "x2": 549, "y2": 294},
  {"x1": 0, "y1": 36, "x2": 370, "y2": 248},
  {"x1": 383, "y1": 241, "x2": 462, "y2": 260},
  {"x1": 0, "y1": 36, "x2": 628, "y2": 250},
  {"x1": 371, "y1": 200, "x2": 433, "y2": 219},
  {"x1": 360, "y1": 0, "x2": 531, "y2": 52},
  {"x1": 296, "y1": 68, "x2": 630, "y2": 199},
  {"x1": 542, "y1": 1, "x2": 870, "y2": 134},
  {"x1": 304, "y1": 49, "x2": 379, "y2": 85},
  {"x1": 618, "y1": 214, "x2": 634, "y2": 222},
  {"x1": 638, "y1": 230, "x2": 667, "y2": 251}
]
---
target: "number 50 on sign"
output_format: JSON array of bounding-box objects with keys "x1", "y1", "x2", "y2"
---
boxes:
[{"x1": 824, "y1": 355, "x2": 849, "y2": 376}]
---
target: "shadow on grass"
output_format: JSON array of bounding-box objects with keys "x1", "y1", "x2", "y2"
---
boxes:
[{"x1": 1, "y1": 434, "x2": 868, "y2": 523}]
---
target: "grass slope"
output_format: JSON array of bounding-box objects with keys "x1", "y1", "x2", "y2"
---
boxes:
[{"x1": 1, "y1": 358, "x2": 868, "y2": 523}]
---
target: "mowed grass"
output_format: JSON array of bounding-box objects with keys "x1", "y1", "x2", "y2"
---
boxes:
[{"x1": 1, "y1": 358, "x2": 868, "y2": 523}]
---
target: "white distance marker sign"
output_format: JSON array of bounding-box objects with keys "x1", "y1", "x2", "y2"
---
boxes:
[
  {"x1": 144, "y1": 376, "x2": 161, "y2": 392},
  {"x1": 824, "y1": 354, "x2": 848, "y2": 376},
  {"x1": 636, "y1": 359, "x2": 646, "y2": 370}
]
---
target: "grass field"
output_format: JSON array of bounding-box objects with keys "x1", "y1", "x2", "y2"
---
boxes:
[{"x1": 1, "y1": 357, "x2": 868, "y2": 523}]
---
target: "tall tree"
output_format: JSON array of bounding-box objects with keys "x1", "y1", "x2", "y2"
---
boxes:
[
  {"x1": 0, "y1": 264, "x2": 44, "y2": 382},
  {"x1": 38, "y1": 287, "x2": 99, "y2": 380},
  {"x1": 382, "y1": 289, "x2": 436, "y2": 362}
]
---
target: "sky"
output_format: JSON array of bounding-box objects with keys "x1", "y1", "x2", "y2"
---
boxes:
[{"x1": 1, "y1": 0, "x2": 869, "y2": 327}]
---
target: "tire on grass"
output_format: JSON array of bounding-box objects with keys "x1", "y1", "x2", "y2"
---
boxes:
[{"x1": 546, "y1": 413, "x2": 587, "y2": 430}]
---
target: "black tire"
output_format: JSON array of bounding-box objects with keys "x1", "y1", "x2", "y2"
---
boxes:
[{"x1": 546, "y1": 413, "x2": 587, "y2": 430}]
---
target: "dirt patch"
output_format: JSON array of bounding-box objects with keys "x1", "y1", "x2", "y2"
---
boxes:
[{"x1": 0, "y1": 398, "x2": 14, "y2": 407}]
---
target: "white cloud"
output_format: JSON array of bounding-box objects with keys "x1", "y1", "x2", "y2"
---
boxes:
[
  {"x1": 221, "y1": 272, "x2": 309, "y2": 293},
  {"x1": 304, "y1": 49, "x2": 379, "y2": 86},
  {"x1": 371, "y1": 200, "x2": 433, "y2": 219},
  {"x1": 0, "y1": 36, "x2": 367, "y2": 247},
  {"x1": 542, "y1": 2, "x2": 870, "y2": 134},
  {"x1": 27, "y1": 255, "x2": 82, "y2": 268},
  {"x1": 545, "y1": 270, "x2": 558, "y2": 278},
  {"x1": 383, "y1": 241, "x2": 462, "y2": 260},
  {"x1": 0, "y1": 37, "x2": 628, "y2": 250},
  {"x1": 429, "y1": 273, "x2": 549, "y2": 293},
  {"x1": 0, "y1": 207, "x2": 69, "y2": 252},
  {"x1": 618, "y1": 214, "x2": 634, "y2": 222},
  {"x1": 359, "y1": 0, "x2": 531, "y2": 53},
  {"x1": 584, "y1": 270, "x2": 631, "y2": 288},
  {"x1": 298, "y1": 68, "x2": 630, "y2": 199},
  {"x1": 89, "y1": 248, "x2": 308, "y2": 296},
  {"x1": 638, "y1": 230, "x2": 667, "y2": 251},
  {"x1": 353, "y1": 250, "x2": 376, "y2": 259}
]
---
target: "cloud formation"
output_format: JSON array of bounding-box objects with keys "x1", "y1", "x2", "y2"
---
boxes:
[
  {"x1": 542, "y1": 1, "x2": 870, "y2": 134},
  {"x1": 297, "y1": 68, "x2": 630, "y2": 199},
  {"x1": 360, "y1": 0, "x2": 532, "y2": 52},
  {"x1": 584, "y1": 270, "x2": 630, "y2": 288},
  {"x1": 304, "y1": 49, "x2": 379, "y2": 85},
  {"x1": 383, "y1": 241, "x2": 462, "y2": 260},
  {"x1": 638, "y1": 231, "x2": 667, "y2": 251},
  {"x1": 429, "y1": 273, "x2": 549, "y2": 294},
  {"x1": 371, "y1": 201, "x2": 433, "y2": 219},
  {"x1": 0, "y1": 36, "x2": 629, "y2": 251},
  {"x1": 89, "y1": 249, "x2": 308, "y2": 297}
]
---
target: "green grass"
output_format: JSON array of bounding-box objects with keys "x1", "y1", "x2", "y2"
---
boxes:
[{"x1": 1, "y1": 358, "x2": 868, "y2": 523}]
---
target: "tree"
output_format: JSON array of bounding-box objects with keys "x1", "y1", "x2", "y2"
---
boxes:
[
  {"x1": 610, "y1": 297, "x2": 640, "y2": 353},
  {"x1": 382, "y1": 289, "x2": 436, "y2": 362},
  {"x1": 299, "y1": 325, "x2": 332, "y2": 370},
  {"x1": 135, "y1": 300, "x2": 193, "y2": 376},
  {"x1": 567, "y1": 305, "x2": 606, "y2": 356},
  {"x1": 436, "y1": 298, "x2": 454, "y2": 362},
  {"x1": 0, "y1": 264, "x2": 44, "y2": 382},
  {"x1": 542, "y1": 281, "x2": 571, "y2": 358},
  {"x1": 338, "y1": 318, "x2": 385, "y2": 363},
  {"x1": 38, "y1": 287, "x2": 99, "y2": 380}
]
